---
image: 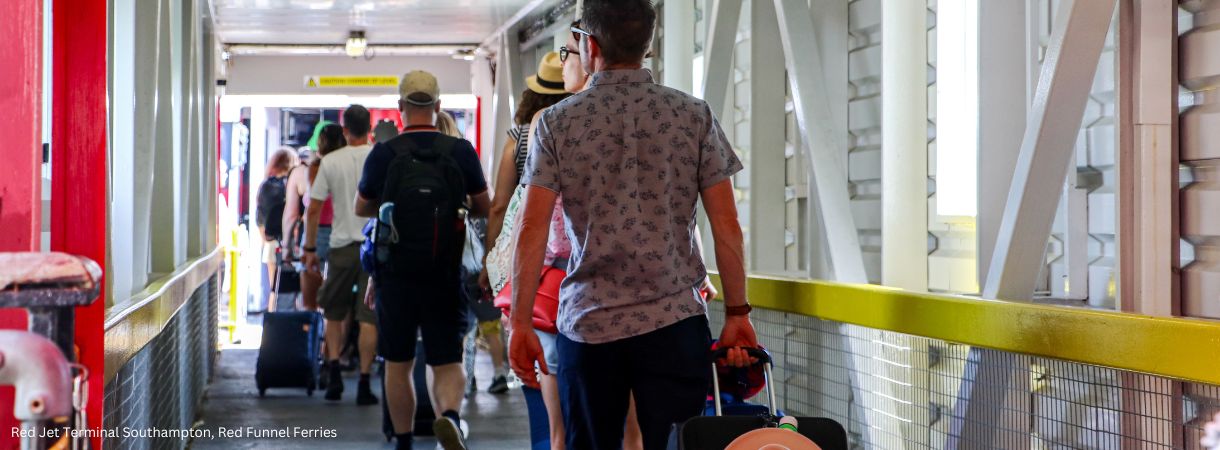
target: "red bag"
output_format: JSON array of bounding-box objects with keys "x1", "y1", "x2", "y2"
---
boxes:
[{"x1": 493, "y1": 266, "x2": 564, "y2": 334}]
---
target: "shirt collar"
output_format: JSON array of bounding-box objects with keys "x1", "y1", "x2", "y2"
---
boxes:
[{"x1": 588, "y1": 68, "x2": 656, "y2": 87}]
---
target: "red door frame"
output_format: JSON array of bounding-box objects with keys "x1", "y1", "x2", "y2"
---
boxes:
[
  {"x1": 51, "y1": 0, "x2": 107, "y2": 446},
  {"x1": 0, "y1": 0, "x2": 43, "y2": 447}
]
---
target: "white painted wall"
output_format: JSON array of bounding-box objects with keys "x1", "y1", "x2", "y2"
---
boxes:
[{"x1": 225, "y1": 55, "x2": 474, "y2": 95}]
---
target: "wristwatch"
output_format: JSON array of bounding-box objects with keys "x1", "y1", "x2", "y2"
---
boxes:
[
  {"x1": 303, "y1": 246, "x2": 317, "y2": 253},
  {"x1": 725, "y1": 303, "x2": 753, "y2": 316}
]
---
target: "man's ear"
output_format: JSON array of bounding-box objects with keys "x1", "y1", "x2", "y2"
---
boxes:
[
  {"x1": 398, "y1": 99, "x2": 407, "y2": 113},
  {"x1": 434, "y1": 102, "x2": 442, "y2": 114}
]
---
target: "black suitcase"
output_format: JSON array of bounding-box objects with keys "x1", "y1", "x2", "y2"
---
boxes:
[
  {"x1": 381, "y1": 337, "x2": 437, "y2": 441},
  {"x1": 674, "y1": 348, "x2": 848, "y2": 450},
  {"x1": 256, "y1": 311, "x2": 323, "y2": 397}
]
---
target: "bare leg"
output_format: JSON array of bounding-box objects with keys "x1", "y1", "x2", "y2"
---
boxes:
[
  {"x1": 429, "y1": 363, "x2": 466, "y2": 415},
  {"x1": 265, "y1": 261, "x2": 277, "y2": 310},
  {"x1": 484, "y1": 323, "x2": 507, "y2": 372},
  {"x1": 540, "y1": 373, "x2": 566, "y2": 450},
  {"x1": 624, "y1": 394, "x2": 644, "y2": 450},
  {"x1": 385, "y1": 360, "x2": 418, "y2": 434},
  {"x1": 325, "y1": 318, "x2": 347, "y2": 361},
  {"x1": 358, "y1": 322, "x2": 377, "y2": 375}
]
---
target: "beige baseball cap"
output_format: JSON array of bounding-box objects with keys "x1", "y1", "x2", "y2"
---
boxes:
[{"x1": 400, "y1": 70, "x2": 440, "y2": 106}]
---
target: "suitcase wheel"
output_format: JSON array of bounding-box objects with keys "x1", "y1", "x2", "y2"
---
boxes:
[{"x1": 258, "y1": 388, "x2": 267, "y2": 397}]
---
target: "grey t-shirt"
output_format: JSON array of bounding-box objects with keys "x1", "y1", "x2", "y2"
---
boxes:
[{"x1": 524, "y1": 69, "x2": 743, "y2": 344}]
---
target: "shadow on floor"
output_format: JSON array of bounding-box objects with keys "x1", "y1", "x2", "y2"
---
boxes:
[{"x1": 192, "y1": 348, "x2": 531, "y2": 449}]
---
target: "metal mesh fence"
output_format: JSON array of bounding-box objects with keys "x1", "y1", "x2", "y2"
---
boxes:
[
  {"x1": 103, "y1": 275, "x2": 219, "y2": 450},
  {"x1": 709, "y1": 303, "x2": 1220, "y2": 449}
]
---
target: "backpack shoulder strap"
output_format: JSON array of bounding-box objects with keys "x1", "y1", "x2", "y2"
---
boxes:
[
  {"x1": 431, "y1": 134, "x2": 459, "y2": 157},
  {"x1": 386, "y1": 134, "x2": 420, "y2": 157}
]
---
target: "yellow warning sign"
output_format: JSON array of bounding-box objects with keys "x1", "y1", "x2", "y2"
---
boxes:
[{"x1": 303, "y1": 75, "x2": 399, "y2": 88}]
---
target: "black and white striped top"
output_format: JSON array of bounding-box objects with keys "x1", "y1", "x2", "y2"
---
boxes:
[{"x1": 508, "y1": 124, "x2": 530, "y2": 182}]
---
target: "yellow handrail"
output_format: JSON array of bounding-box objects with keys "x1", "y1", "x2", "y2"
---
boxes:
[
  {"x1": 709, "y1": 274, "x2": 1220, "y2": 386},
  {"x1": 104, "y1": 247, "x2": 224, "y2": 383}
]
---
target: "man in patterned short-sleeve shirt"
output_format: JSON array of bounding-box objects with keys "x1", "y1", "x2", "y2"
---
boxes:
[{"x1": 507, "y1": 1, "x2": 759, "y2": 448}]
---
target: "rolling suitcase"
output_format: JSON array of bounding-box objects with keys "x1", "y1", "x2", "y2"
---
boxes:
[
  {"x1": 256, "y1": 310, "x2": 323, "y2": 397},
  {"x1": 381, "y1": 337, "x2": 437, "y2": 441},
  {"x1": 675, "y1": 348, "x2": 848, "y2": 450}
]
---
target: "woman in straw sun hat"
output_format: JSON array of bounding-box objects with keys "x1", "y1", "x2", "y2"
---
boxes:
[{"x1": 482, "y1": 50, "x2": 574, "y2": 449}]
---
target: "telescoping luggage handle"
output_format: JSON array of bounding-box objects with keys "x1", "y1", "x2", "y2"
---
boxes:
[{"x1": 710, "y1": 347, "x2": 777, "y2": 418}]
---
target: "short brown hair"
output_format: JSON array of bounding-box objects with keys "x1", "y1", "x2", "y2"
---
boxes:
[{"x1": 581, "y1": 0, "x2": 657, "y2": 65}]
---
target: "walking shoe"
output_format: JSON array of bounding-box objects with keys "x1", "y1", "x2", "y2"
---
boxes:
[
  {"x1": 356, "y1": 378, "x2": 378, "y2": 405},
  {"x1": 432, "y1": 417, "x2": 467, "y2": 450},
  {"x1": 324, "y1": 365, "x2": 344, "y2": 401},
  {"x1": 487, "y1": 374, "x2": 509, "y2": 394}
]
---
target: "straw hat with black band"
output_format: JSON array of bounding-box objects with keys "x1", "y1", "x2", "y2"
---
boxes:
[{"x1": 526, "y1": 52, "x2": 567, "y2": 95}]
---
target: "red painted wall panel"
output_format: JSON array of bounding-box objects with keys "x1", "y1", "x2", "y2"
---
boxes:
[
  {"x1": 51, "y1": 0, "x2": 107, "y2": 447},
  {"x1": 0, "y1": 0, "x2": 41, "y2": 447}
]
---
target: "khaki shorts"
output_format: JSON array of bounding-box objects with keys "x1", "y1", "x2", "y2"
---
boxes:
[{"x1": 318, "y1": 243, "x2": 376, "y2": 324}]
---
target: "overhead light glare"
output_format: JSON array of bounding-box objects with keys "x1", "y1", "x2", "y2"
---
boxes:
[
  {"x1": 451, "y1": 49, "x2": 477, "y2": 61},
  {"x1": 346, "y1": 30, "x2": 368, "y2": 58}
]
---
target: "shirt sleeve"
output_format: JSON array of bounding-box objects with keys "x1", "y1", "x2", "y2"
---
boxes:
[
  {"x1": 453, "y1": 140, "x2": 489, "y2": 195},
  {"x1": 696, "y1": 101, "x2": 744, "y2": 190},
  {"x1": 311, "y1": 160, "x2": 331, "y2": 202},
  {"x1": 357, "y1": 143, "x2": 391, "y2": 199},
  {"x1": 521, "y1": 111, "x2": 561, "y2": 193}
]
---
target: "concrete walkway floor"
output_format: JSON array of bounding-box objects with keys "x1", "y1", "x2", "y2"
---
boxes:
[{"x1": 193, "y1": 348, "x2": 531, "y2": 449}]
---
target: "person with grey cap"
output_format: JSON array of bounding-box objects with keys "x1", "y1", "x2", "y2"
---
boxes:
[{"x1": 356, "y1": 70, "x2": 491, "y2": 450}]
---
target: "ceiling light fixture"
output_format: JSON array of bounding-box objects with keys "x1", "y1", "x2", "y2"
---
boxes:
[
  {"x1": 451, "y1": 49, "x2": 477, "y2": 61},
  {"x1": 345, "y1": 30, "x2": 368, "y2": 58}
]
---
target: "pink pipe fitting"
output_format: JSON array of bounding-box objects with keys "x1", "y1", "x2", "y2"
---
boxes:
[{"x1": 0, "y1": 330, "x2": 72, "y2": 421}]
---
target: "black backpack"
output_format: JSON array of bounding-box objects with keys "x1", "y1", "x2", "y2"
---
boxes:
[
  {"x1": 257, "y1": 176, "x2": 288, "y2": 240},
  {"x1": 381, "y1": 134, "x2": 467, "y2": 276}
]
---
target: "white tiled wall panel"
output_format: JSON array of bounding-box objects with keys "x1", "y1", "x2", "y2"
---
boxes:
[
  {"x1": 849, "y1": 0, "x2": 884, "y2": 284},
  {"x1": 1042, "y1": 0, "x2": 1119, "y2": 307}
]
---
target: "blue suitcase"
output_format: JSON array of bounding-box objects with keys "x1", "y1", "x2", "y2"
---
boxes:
[{"x1": 255, "y1": 311, "x2": 323, "y2": 396}]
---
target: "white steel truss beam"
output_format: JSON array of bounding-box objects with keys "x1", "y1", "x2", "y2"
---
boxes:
[
  {"x1": 773, "y1": 0, "x2": 868, "y2": 284},
  {"x1": 982, "y1": 0, "x2": 1118, "y2": 302},
  {"x1": 952, "y1": 1, "x2": 1118, "y2": 448},
  {"x1": 700, "y1": 0, "x2": 741, "y2": 117}
]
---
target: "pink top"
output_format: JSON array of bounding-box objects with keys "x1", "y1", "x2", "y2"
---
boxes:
[{"x1": 319, "y1": 197, "x2": 335, "y2": 227}]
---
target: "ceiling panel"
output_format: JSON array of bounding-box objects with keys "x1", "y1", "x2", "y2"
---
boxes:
[{"x1": 211, "y1": 0, "x2": 538, "y2": 45}]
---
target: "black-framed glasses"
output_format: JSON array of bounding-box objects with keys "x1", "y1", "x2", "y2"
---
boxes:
[
  {"x1": 571, "y1": 25, "x2": 593, "y2": 43},
  {"x1": 559, "y1": 46, "x2": 579, "y2": 62}
]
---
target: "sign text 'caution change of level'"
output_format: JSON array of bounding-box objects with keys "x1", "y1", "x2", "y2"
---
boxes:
[{"x1": 304, "y1": 75, "x2": 399, "y2": 88}]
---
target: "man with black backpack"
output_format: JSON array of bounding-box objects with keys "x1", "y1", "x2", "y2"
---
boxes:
[{"x1": 355, "y1": 70, "x2": 491, "y2": 450}]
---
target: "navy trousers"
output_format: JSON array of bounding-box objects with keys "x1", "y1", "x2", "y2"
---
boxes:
[{"x1": 558, "y1": 315, "x2": 712, "y2": 450}]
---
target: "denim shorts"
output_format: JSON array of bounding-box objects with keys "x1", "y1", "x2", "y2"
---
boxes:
[
  {"x1": 316, "y1": 225, "x2": 332, "y2": 261},
  {"x1": 535, "y1": 329, "x2": 560, "y2": 375}
]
